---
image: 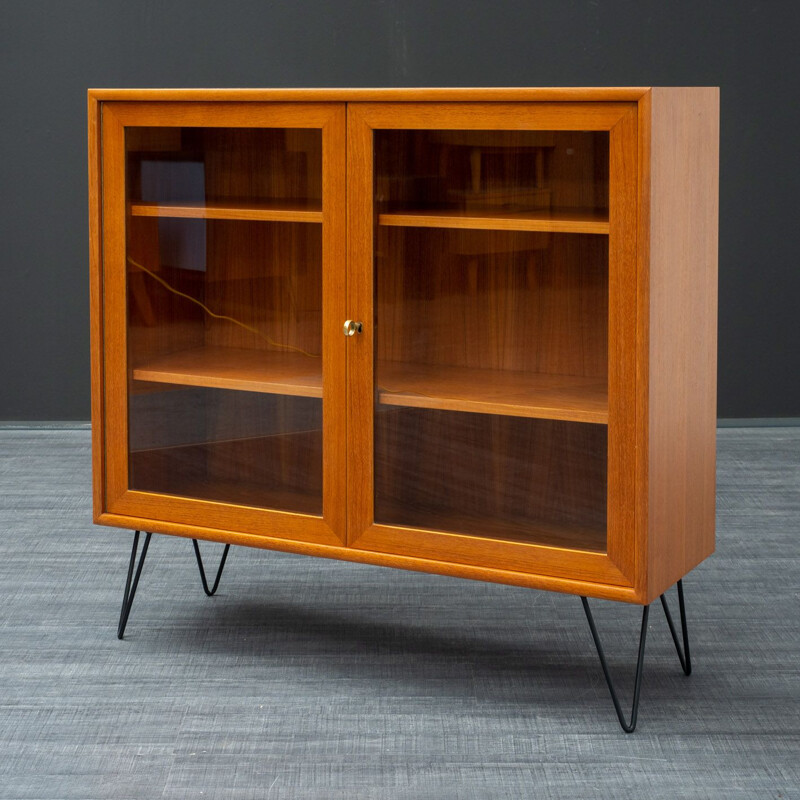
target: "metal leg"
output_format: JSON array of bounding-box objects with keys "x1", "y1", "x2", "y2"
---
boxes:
[
  {"x1": 117, "y1": 531, "x2": 152, "y2": 640},
  {"x1": 660, "y1": 579, "x2": 691, "y2": 675},
  {"x1": 192, "y1": 539, "x2": 230, "y2": 597},
  {"x1": 117, "y1": 534, "x2": 229, "y2": 638},
  {"x1": 581, "y1": 597, "x2": 650, "y2": 733},
  {"x1": 582, "y1": 580, "x2": 692, "y2": 732}
]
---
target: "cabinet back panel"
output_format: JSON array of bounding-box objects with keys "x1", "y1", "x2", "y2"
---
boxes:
[
  {"x1": 126, "y1": 218, "x2": 322, "y2": 361},
  {"x1": 375, "y1": 129, "x2": 608, "y2": 214},
  {"x1": 376, "y1": 228, "x2": 608, "y2": 378},
  {"x1": 129, "y1": 387, "x2": 322, "y2": 514},
  {"x1": 126, "y1": 127, "x2": 321, "y2": 205},
  {"x1": 204, "y1": 220, "x2": 322, "y2": 355},
  {"x1": 126, "y1": 220, "x2": 207, "y2": 369},
  {"x1": 374, "y1": 407, "x2": 607, "y2": 552}
]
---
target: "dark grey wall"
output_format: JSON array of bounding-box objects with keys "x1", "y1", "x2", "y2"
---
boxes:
[{"x1": 1, "y1": 0, "x2": 798, "y2": 419}]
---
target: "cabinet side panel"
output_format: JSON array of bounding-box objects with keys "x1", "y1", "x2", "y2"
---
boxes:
[{"x1": 647, "y1": 88, "x2": 719, "y2": 600}]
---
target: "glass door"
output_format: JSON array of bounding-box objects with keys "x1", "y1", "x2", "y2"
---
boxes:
[
  {"x1": 347, "y1": 103, "x2": 638, "y2": 585},
  {"x1": 101, "y1": 103, "x2": 346, "y2": 545}
]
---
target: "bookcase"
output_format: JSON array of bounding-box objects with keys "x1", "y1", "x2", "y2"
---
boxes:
[{"x1": 89, "y1": 88, "x2": 718, "y2": 730}]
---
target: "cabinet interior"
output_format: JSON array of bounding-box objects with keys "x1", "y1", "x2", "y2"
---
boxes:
[
  {"x1": 119, "y1": 122, "x2": 611, "y2": 551},
  {"x1": 124, "y1": 127, "x2": 324, "y2": 513},
  {"x1": 372, "y1": 129, "x2": 610, "y2": 551}
]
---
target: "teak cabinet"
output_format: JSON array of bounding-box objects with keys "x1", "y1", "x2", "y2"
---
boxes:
[{"x1": 89, "y1": 88, "x2": 719, "y2": 607}]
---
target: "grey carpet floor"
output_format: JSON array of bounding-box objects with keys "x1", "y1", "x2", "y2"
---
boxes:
[{"x1": 0, "y1": 427, "x2": 798, "y2": 799}]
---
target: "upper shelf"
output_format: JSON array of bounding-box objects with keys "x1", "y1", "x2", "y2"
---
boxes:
[
  {"x1": 132, "y1": 346, "x2": 322, "y2": 397},
  {"x1": 377, "y1": 361, "x2": 608, "y2": 424},
  {"x1": 378, "y1": 207, "x2": 609, "y2": 234},
  {"x1": 129, "y1": 200, "x2": 323, "y2": 223}
]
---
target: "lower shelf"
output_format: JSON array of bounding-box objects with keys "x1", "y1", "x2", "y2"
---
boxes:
[{"x1": 377, "y1": 361, "x2": 608, "y2": 424}]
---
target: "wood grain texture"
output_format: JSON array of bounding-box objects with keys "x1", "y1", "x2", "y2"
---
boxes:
[
  {"x1": 98, "y1": 100, "x2": 347, "y2": 546},
  {"x1": 604, "y1": 106, "x2": 639, "y2": 588},
  {"x1": 642, "y1": 88, "x2": 719, "y2": 603},
  {"x1": 91, "y1": 89, "x2": 718, "y2": 606},
  {"x1": 375, "y1": 227, "x2": 609, "y2": 378},
  {"x1": 634, "y1": 90, "x2": 653, "y2": 602},
  {"x1": 184, "y1": 125, "x2": 327, "y2": 514},
  {"x1": 368, "y1": 119, "x2": 612, "y2": 580},
  {"x1": 88, "y1": 92, "x2": 104, "y2": 521},
  {"x1": 374, "y1": 128, "x2": 608, "y2": 219},
  {"x1": 89, "y1": 87, "x2": 652, "y2": 102},
  {"x1": 132, "y1": 346, "x2": 322, "y2": 396},
  {"x1": 377, "y1": 362, "x2": 608, "y2": 423},
  {"x1": 126, "y1": 231, "x2": 206, "y2": 368},
  {"x1": 319, "y1": 104, "x2": 349, "y2": 541},
  {"x1": 129, "y1": 200, "x2": 323, "y2": 223},
  {"x1": 378, "y1": 208, "x2": 609, "y2": 234},
  {"x1": 345, "y1": 105, "x2": 376, "y2": 547},
  {"x1": 352, "y1": 523, "x2": 627, "y2": 587},
  {"x1": 372, "y1": 127, "x2": 609, "y2": 384},
  {"x1": 101, "y1": 101, "x2": 341, "y2": 129},
  {"x1": 100, "y1": 104, "x2": 130, "y2": 512},
  {"x1": 351, "y1": 102, "x2": 634, "y2": 132},
  {"x1": 375, "y1": 501, "x2": 607, "y2": 552},
  {"x1": 131, "y1": 430, "x2": 323, "y2": 516},
  {"x1": 202, "y1": 221, "x2": 322, "y2": 356},
  {"x1": 373, "y1": 410, "x2": 609, "y2": 561},
  {"x1": 127, "y1": 387, "x2": 323, "y2": 514},
  {"x1": 93, "y1": 505, "x2": 637, "y2": 601},
  {"x1": 347, "y1": 102, "x2": 623, "y2": 589}
]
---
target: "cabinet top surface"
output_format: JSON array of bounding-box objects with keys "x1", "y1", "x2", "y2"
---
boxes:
[{"x1": 87, "y1": 87, "x2": 718, "y2": 103}]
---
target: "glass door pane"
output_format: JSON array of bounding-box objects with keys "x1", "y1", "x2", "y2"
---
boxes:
[
  {"x1": 124, "y1": 126, "x2": 324, "y2": 514},
  {"x1": 373, "y1": 129, "x2": 610, "y2": 551}
]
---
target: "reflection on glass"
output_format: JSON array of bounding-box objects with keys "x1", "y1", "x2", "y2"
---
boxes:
[
  {"x1": 125, "y1": 127, "x2": 323, "y2": 514},
  {"x1": 375, "y1": 129, "x2": 608, "y2": 219},
  {"x1": 373, "y1": 130, "x2": 609, "y2": 551}
]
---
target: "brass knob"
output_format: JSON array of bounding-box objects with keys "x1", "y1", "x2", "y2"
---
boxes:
[{"x1": 343, "y1": 320, "x2": 363, "y2": 336}]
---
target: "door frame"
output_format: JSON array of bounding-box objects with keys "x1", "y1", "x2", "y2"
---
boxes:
[
  {"x1": 345, "y1": 101, "x2": 639, "y2": 587},
  {"x1": 96, "y1": 101, "x2": 347, "y2": 546}
]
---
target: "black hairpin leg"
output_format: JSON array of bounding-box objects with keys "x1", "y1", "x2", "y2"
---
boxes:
[
  {"x1": 192, "y1": 539, "x2": 230, "y2": 597},
  {"x1": 582, "y1": 597, "x2": 649, "y2": 733},
  {"x1": 117, "y1": 530, "x2": 152, "y2": 640},
  {"x1": 581, "y1": 579, "x2": 691, "y2": 733}
]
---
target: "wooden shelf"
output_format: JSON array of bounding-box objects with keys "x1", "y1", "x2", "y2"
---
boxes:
[
  {"x1": 129, "y1": 200, "x2": 323, "y2": 223},
  {"x1": 132, "y1": 346, "x2": 322, "y2": 397},
  {"x1": 377, "y1": 361, "x2": 607, "y2": 424},
  {"x1": 378, "y1": 207, "x2": 609, "y2": 234}
]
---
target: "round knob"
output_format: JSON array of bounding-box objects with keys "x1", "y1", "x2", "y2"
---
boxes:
[{"x1": 343, "y1": 320, "x2": 363, "y2": 336}]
